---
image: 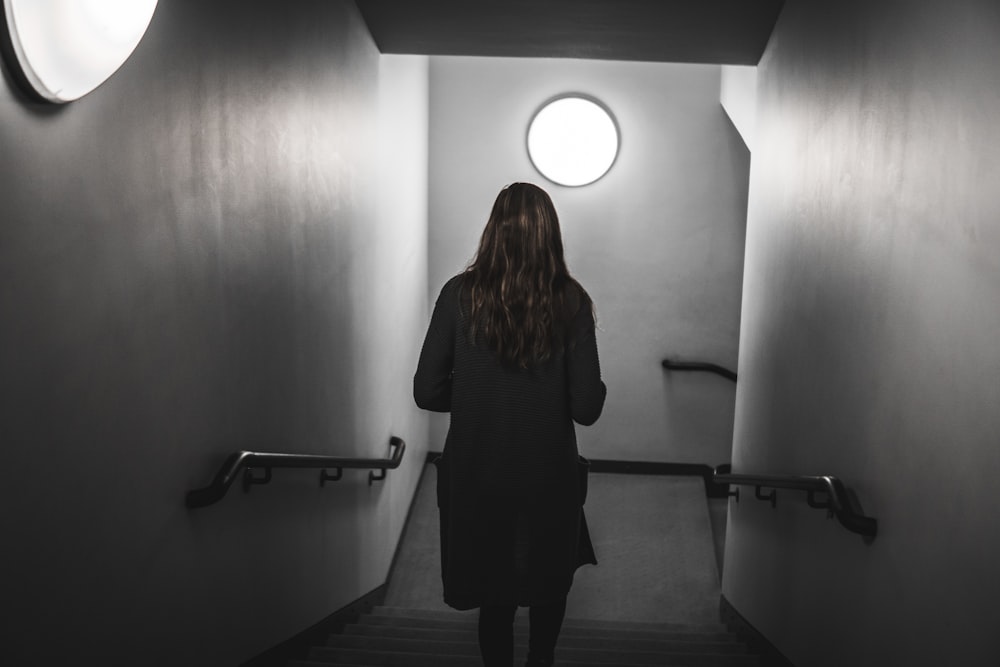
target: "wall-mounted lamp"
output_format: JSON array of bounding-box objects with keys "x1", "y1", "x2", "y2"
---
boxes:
[
  {"x1": 527, "y1": 94, "x2": 619, "y2": 187},
  {"x1": 2, "y1": 0, "x2": 158, "y2": 103}
]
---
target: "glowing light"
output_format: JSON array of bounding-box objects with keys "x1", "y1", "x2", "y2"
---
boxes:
[
  {"x1": 3, "y1": 0, "x2": 159, "y2": 103},
  {"x1": 527, "y1": 95, "x2": 619, "y2": 187}
]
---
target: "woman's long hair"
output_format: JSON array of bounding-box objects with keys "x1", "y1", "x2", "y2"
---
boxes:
[{"x1": 463, "y1": 183, "x2": 584, "y2": 368}]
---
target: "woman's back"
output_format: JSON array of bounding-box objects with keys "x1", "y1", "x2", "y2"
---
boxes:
[
  {"x1": 419, "y1": 274, "x2": 603, "y2": 503},
  {"x1": 413, "y1": 182, "x2": 606, "y2": 640}
]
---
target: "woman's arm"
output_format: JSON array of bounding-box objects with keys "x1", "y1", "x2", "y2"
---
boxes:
[
  {"x1": 413, "y1": 281, "x2": 457, "y2": 412},
  {"x1": 567, "y1": 300, "x2": 606, "y2": 426}
]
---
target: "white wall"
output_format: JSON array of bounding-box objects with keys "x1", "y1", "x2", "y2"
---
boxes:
[
  {"x1": 726, "y1": 1, "x2": 1000, "y2": 665},
  {"x1": 720, "y1": 65, "x2": 757, "y2": 151},
  {"x1": 427, "y1": 56, "x2": 749, "y2": 464},
  {"x1": 1, "y1": 4, "x2": 429, "y2": 665}
]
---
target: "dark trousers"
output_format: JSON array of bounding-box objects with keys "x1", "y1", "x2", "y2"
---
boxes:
[{"x1": 478, "y1": 598, "x2": 567, "y2": 667}]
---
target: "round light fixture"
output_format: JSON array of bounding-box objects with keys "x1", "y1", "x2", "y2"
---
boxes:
[
  {"x1": 527, "y1": 95, "x2": 619, "y2": 187},
  {"x1": 2, "y1": 0, "x2": 159, "y2": 103}
]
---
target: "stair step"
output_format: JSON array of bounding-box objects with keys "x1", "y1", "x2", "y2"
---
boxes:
[
  {"x1": 287, "y1": 605, "x2": 762, "y2": 666},
  {"x1": 291, "y1": 664, "x2": 680, "y2": 667},
  {"x1": 368, "y1": 606, "x2": 729, "y2": 634},
  {"x1": 360, "y1": 612, "x2": 739, "y2": 642},
  {"x1": 353, "y1": 616, "x2": 738, "y2": 643},
  {"x1": 310, "y1": 645, "x2": 760, "y2": 666},
  {"x1": 337, "y1": 625, "x2": 747, "y2": 653},
  {"x1": 293, "y1": 658, "x2": 727, "y2": 667}
]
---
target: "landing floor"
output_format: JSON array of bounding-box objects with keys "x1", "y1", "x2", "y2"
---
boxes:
[{"x1": 385, "y1": 465, "x2": 722, "y2": 625}]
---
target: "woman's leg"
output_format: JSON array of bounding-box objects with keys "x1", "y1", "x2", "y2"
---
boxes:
[
  {"x1": 478, "y1": 603, "x2": 518, "y2": 667},
  {"x1": 526, "y1": 597, "x2": 567, "y2": 666}
]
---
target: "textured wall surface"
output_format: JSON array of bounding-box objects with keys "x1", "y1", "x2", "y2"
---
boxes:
[
  {"x1": 1, "y1": 2, "x2": 429, "y2": 665},
  {"x1": 427, "y1": 56, "x2": 749, "y2": 464},
  {"x1": 726, "y1": 1, "x2": 1000, "y2": 665}
]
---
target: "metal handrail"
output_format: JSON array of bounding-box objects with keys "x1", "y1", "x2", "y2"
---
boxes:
[
  {"x1": 713, "y1": 470, "x2": 877, "y2": 539},
  {"x1": 186, "y1": 436, "x2": 405, "y2": 508},
  {"x1": 661, "y1": 358, "x2": 737, "y2": 382}
]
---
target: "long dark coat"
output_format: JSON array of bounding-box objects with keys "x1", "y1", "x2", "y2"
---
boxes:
[{"x1": 414, "y1": 275, "x2": 606, "y2": 610}]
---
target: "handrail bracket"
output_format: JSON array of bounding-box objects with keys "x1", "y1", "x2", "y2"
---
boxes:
[
  {"x1": 806, "y1": 490, "x2": 832, "y2": 511},
  {"x1": 319, "y1": 468, "x2": 343, "y2": 486},
  {"x1": 243, "y1": 466, "x2": 272, "y2": 492},
  {"x1": 368, "y1": 438, "x2": 404, "y2": 485},
  {"x1": 755, "y1": 485, "x2": 777, "y2": 508}
]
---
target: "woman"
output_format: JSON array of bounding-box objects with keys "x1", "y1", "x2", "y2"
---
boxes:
[{"x1": 414, "y1": 182, "x2": 606, "y2": 667}]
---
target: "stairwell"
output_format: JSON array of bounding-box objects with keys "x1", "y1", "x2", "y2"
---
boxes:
[{"x1": 282, "y1": 464, "x2": 768, "y2": 666}]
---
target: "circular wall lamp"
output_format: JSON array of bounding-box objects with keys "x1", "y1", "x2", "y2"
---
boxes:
[
  {"x1": 527, "y1": 94, "x2": 619, "y2": 187},
  {"x1": 1, "y1": 0, "x2": 159, "y2": 103}
]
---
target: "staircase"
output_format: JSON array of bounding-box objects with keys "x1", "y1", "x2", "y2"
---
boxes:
[
  {"x1": 288, "y1": 605, "x2": 763, "y2": 666},
  {"x1": 277, "y1": 467, "x2": 767, "y2": 666}
]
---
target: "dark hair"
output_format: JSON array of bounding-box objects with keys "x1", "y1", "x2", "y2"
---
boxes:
[{"x1": 463, "y1": 183, "x2": 588, "y2": 368}]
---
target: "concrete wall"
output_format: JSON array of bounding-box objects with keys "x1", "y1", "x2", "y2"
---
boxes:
[
  {"x1": 427, "y1": 56, "x2": 749, "y2": 463},
  {"x1": 1, "y1": 2, "x2": 429, "y2": 665},
  {"x1": 725, "y1": 1, "x2": 1000, "y2": 665}
]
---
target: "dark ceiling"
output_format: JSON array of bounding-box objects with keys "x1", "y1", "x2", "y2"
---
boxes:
[{"x1": 355, "y1": 0, "x2": 785, "y2": 66}]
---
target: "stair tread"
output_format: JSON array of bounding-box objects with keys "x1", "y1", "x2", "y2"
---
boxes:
[
  {"x1": 350, "y1": 617, "x2": 740, "y2": 642},
  {"x1": 360, "y1": 613, "x2": 740, "y2": 641},
  {"x1": 330, "y1": 633, "x2": 750, "y2": 653},
  {"x1": 294, "y1": 660, "x2": 741, "y2": 667},
  {"x1": 370, "y1": 606, "x2": 729, "y2": 633},
  {"x1": 297, "y1": 661, "x2": 746, "y2": 667},
  {"x1": 311, "y1": 645, "x2": 760, "y2": 666},
  {"x1": 334, "y1": 628, "x2": 748, "y2": 652}
]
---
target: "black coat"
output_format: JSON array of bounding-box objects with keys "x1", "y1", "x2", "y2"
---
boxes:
[{"x1": 414, "y1": 275, "x2": 606, "y2": 609}]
